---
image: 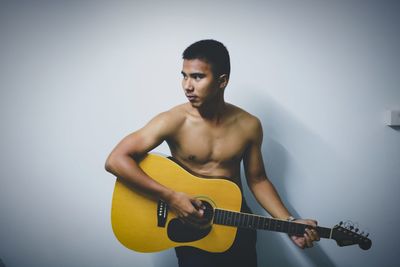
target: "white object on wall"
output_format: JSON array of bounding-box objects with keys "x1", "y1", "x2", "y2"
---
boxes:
[{"x1": 385, "y1": 110, "x2": 400, "y2": 126}]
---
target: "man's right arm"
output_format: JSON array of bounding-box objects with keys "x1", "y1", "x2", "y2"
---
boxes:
[
  {"x1": 105, "y1": 111, "x2": 174, "y2": 200},
  {"x1": 105, "y1": 110, "x2": 204, "y2": 220}
]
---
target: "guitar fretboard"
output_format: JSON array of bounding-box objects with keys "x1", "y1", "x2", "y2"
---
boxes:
[{"x1": 213, "y1": 209, "x2": 331, "y2": 238}]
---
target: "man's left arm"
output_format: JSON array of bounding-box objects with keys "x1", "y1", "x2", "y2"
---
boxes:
[{"x1": 243, "y1": 118, "x2": 320, "y2": 249}]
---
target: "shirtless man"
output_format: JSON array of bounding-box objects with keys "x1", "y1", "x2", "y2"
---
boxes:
[{"x1": 105, "y1": 39, "x2": 319, "y2": 267}]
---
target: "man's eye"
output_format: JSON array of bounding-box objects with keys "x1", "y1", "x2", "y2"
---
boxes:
[{"x1": 194, "y1": 76, "x2": 202, "y2": 81}]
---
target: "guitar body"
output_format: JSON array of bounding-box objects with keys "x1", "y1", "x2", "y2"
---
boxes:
[{"x1": 111, "y1": 153, "x2": 242, "y2": 253}]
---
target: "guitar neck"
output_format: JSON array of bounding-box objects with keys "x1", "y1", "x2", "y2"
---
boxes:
[{"x1": 213, "y1": 209, "x2": 332, "y2": 239}]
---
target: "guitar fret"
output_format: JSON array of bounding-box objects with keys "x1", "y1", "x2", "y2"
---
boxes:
[
  {"x1": 263, "y1": 217, "x2": 270, "y2": 230},
  {"x1": 226, "y1": 211, "x2": 230, "y2": 225},
  {"x1": 261, "y1": 217, "x2": 266, "y2": 229},
  {"x1": 216, "y1": 209, "x2": 221, "y2": 224},
  {"x1": 259, "y1": 216, "x2": 263, "y2": 229},
  {"x1": 214, "y1": 210, "x2": 219, "y2": 224},
  {"x1": 270, "y1": 219, "x2": 276, "y2": 231},
  {"x1": 223, "y1": 210, "x2": 228, "y2": 225},
  {"x1": 215, "y1": 209, "x2": 222, "y2": 224},
  {"x1": 277, "y1": 221, "x2": 283, "y2": 232},
  {"x1": 282, "y1": 221, "x2": 289, "y2": 233},
  {"x1": 289, "y1": 222, "x2": 296, "y2": 234},
  {"x1": 223, "y1": 210, "x2": 235, "y2": 226},
  {"x1": 295, "y1": 223, "x2": 301, "y2": 235},
  {"x1": 218, "y1": 209, "x2": 223, "y2": 224}
]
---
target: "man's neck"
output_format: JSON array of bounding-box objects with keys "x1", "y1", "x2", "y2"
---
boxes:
[{"x1": 197, "y1": 96, "x2": 226, "y2": 123}]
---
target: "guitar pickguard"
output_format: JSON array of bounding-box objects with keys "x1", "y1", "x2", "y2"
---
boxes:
[{"x1": 167, "y1": 219, "x2": 212, "y2": 242}]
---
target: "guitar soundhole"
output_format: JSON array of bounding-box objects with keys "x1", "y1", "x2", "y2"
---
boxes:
[{"x1": 167, "y1": 200, "x2": 214, "y2": 243}]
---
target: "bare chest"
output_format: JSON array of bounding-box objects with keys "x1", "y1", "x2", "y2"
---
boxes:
[{"x1": 168, "y1": 120, "x2": 248, "y2": 167}]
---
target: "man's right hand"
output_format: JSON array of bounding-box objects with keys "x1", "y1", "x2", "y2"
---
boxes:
[{"x1": 164, "y1": 191, "x2": 206, "y2": 226}]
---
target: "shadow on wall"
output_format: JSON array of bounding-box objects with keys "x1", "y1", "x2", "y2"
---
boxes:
[
  {"x1": 152, "y1": 250, "x2": 178, "y2": 267},
  {"x1": 241, "y1": 91, "x2": 337, "y2": 267},
  {"x1": 389, "y1": 126, "x2": 400, "y2": 132},
  {"x1": 0, "y1": 258, "x2": 5, "y2": 267}
]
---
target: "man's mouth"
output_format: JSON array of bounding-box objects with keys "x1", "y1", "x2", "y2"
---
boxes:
[{"x1": 186, "y1": 95, "x2": 197, "y2": 101}]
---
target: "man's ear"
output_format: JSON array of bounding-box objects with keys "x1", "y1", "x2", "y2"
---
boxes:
[{"x1": 218, "y1": 74, "x2": 229, "y2": 89}]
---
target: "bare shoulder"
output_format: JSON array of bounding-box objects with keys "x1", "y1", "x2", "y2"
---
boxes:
[
  {"x1": 160, "y1": 104, "x2": 186, "y2": 121},
  {"x1": 168, "y1": 103, "x2": 189, "y2": 115},
  {"x1": 150, "y1": 104, "x2": 187, "y2": 130},
  {"x1": 137, "y1": 104, "x2": 188, "y2": 140},
  {"x1": 227, "y1": 103, "x2": 263, "y2": 140},
  {"x1": 228, "y1": 104, "x2": 262, "y2": 128}
]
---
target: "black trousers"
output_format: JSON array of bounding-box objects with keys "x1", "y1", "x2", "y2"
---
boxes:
[{"x1": 175, "y1": 201, "x2": 257, "y2": 267}]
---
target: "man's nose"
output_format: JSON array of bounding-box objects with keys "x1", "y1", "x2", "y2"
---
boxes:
[{"x1": 183, "y1": 78, "x2": 194, "y2": 91}]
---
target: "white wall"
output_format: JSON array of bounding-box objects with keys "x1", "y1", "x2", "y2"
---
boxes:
[{"x1": 1, "y1": 1, "x2": 399, "y2": 266}]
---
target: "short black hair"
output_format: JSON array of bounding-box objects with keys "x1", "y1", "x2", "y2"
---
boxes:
[{"x1": 182, "y1": 39, "x2": 230, "y2": 78}]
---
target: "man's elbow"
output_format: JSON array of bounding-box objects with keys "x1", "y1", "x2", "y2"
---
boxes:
[{"x1": 105, "y1": 154, "x2": 117, "y2": 174}]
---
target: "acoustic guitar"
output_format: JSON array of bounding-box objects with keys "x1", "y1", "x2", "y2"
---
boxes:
[{"x1": 111, "y1": 153, "x2": 371, "y2": 252}]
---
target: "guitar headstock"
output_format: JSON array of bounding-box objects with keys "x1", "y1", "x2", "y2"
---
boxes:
[{"x1": 331, "y1": 221, "x2": 371, "y2": 250}]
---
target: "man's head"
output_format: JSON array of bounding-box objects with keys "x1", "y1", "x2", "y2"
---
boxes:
[
  {"x1": 181, "y1": 40, "x2": 230, "y2": 109},
  {"x1": 182, "y1": 39, "x2": 230, "y2": 80}
]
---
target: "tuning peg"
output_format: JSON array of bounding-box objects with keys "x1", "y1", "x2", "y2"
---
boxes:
[
  {"x1": 347, "y1": 221, "x2": 355, "y2": 230},
  {"x1": 365, "y1": 233, "x2": 369, "y2": 237},
  {"x1": 339, "y1": 221, "x2": 343, "y2": 226},
  {"x1": 355, "y1": 228, "x2": 359, "y2": 233}
]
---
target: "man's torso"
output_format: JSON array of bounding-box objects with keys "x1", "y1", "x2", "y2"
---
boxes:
[{"x1": 165, "y1": 103, "x2": 258, "y2": 186}]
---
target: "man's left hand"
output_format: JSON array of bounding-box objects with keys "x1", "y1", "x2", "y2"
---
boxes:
[{"x1": 289, "y1": 219, "x2": 320, "y2": 249}]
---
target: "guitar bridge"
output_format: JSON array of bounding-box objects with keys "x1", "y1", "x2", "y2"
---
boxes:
[{"x1": 157, "y1": 200, "x2": 168, "y2": 227}]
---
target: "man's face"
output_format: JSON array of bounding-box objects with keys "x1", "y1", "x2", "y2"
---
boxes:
[{"x1": 181, "y1": 59, "x2": 220, "y2": 108}]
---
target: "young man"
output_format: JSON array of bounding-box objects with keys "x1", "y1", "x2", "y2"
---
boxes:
[{"x1": 105, "y1": 39, "x2": 319, "y2": 267}]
